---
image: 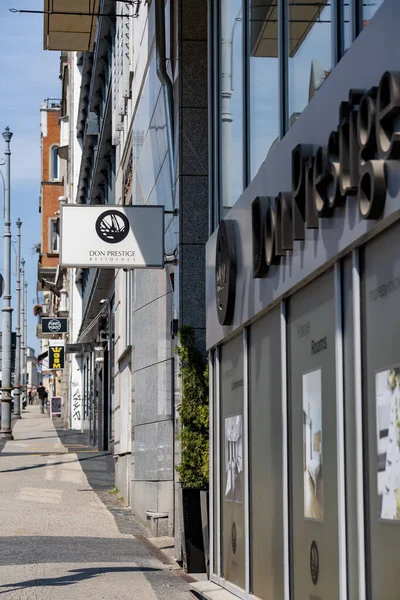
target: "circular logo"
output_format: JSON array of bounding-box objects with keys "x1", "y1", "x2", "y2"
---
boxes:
[
  {"x1": 215, "y1": 220, "x2": 236, "y2": 326},
  {"x1": 310, "y1": 540, "x2": 319, "y2": 585},
  {"x1": 48, "y1": 319, "x2": 62, "y2": 332},
  {"x1": 231, "y1": 522, "x2": 237, "y2": 554},
  {"x1": 95, "y1": 210, "x2": 129, "y2": 244}
]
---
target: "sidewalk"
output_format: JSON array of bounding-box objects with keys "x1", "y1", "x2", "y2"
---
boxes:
[{"x1": 0, "y1": 406, "x2": 194, "y2": 599}]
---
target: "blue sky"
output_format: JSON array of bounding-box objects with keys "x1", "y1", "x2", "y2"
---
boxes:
[{"x1": 0, "y1": 0, "x2": 60, "y2": 353}]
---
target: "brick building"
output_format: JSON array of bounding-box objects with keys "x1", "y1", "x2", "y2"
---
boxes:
[
  {"x1": 39, "y1": 98, "x2": 63, "y2": 283},
  {"x1": 37, "y1": 98, "x2": 64, "y2": 394}
]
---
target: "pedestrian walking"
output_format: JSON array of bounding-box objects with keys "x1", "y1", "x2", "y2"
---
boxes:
[
  {"x1": 28, "y1": 390, "x2": 33, "y2": 405},
  {"x1": 37, "y1": 382, "x2": 48, "y2": 414}
]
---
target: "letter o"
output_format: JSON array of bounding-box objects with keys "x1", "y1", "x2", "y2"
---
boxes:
[{"x1": 264, "y1": 205, "x2": 280, "y2": 267}]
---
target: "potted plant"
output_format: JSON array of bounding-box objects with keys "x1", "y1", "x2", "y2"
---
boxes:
[
  {"x1": 175, "y1": 326, "x2": 209, "y2": 574},
  {"x1": 33, "y1": 304, "x2": 43, "y2": 317}
]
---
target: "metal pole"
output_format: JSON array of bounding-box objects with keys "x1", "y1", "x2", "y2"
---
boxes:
[
  {"x1": 13, "y1": 219, "x2": 22, "y2": 417},
  {"x1": 23, "y1": 281, "x2": 28, "y2": 405},
  {"x1": 20, "y1": 258, "x2": 25, "y2": 411},
  {"x1": 0, "y1": 127, "x2": 13, "y2": 439}
]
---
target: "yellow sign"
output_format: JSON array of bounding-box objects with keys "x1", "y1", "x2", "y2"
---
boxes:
[{"x1": 49, "y1": 345, "x2": 65, "y2": 370}]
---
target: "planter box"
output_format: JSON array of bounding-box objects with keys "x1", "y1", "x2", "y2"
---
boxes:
[{"x1": 179, "y1": 488, "x2": 206, "y2": 573}]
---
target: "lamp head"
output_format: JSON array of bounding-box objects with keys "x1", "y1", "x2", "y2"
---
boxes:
[
  {"x1": 2, "y1": 127, "x2": 13, "y2": 143},
  {"x1": 16, "y1": 218, "x2": 22, "y2": 228}
]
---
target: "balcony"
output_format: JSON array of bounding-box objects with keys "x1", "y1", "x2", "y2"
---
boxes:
[{"x1": 43, "y1": 0, "x2": 100, "y2": 52}]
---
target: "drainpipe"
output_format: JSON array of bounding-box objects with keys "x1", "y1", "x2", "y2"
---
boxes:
[{"x1": 155, "y1": 0, "x2": 175, "y2": 202}]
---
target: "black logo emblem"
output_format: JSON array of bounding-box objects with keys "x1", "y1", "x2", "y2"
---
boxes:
[
  {"x1": 231, "y1": 522, "x2": 237, "y2": 554},
  {"x1": 95, "y1": 210, "x2": 129, "y2": 244},
  {"x1": 215, "y1": 220, "x2": 236, "y2": 326},
  {"x1": 310, "y1": 540, "x2": 319, "y2": 585}
]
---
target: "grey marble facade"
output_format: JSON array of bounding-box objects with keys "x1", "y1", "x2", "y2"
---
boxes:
[{"x1": 130, "y1": 0, "x2": 208, "y2": 541}]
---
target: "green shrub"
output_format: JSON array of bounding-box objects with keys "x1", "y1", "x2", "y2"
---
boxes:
[{"x1": 175, "y1": 326, "x2": 209, "y2": 489}]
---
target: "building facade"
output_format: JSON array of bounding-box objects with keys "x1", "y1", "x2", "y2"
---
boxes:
[
  {"x1": 37, "y1": 97, "x2": 66, "y2": 400},
  {"x1": 202, "y1": 1, "x2": 398, "y2": 600},
  {"x1": 45, "y1": 0, "x2": 208, "y2": 546}
]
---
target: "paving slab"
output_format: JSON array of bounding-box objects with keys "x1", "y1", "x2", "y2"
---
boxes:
[{"x1": 0, "y1": 406, "x2": 193, "y2": 599}]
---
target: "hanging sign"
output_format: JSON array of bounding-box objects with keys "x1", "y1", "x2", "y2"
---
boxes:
[
  {"x1": 49, "y1": 341, "x2": 65, "y2": 370},
  {"x1": 42, "y1": 317, "x2": 68, "y2": 334},
  {"x1": 60, "y1": 205, "x2": 165, "y2": 269}
]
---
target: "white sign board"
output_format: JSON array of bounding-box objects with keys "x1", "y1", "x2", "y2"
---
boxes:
[{"x1": 60, "y1": 205, "x2": 165, "y2": 269}]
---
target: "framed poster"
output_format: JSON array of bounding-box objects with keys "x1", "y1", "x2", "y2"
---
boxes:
[
  {"x1": 303, "y1": 369, "x2": 324, "y2": 521},
  {"x1": 375, "y1": 366, "x2": 400, "y2": 521}
]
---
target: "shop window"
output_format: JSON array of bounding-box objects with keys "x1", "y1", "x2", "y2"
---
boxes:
[
  {"x1": 288, "y1": 269, "x2": 339, "y2": 599},
  {"x1": 288, "y1": 0, "x2": 332, "y2": 128},
  {"x1": 48, "y1": 218, "x2": 59, "y2": 254},
  {"x1": 248, "y1": 0, "x2": 280, "y2": 179},
  {"x1": 219, "y1": 0, "x2": 245, "y2": 213},
  {"x1": 220, "y1": 334, "x2": 245, "y2": 589},
  {"x1": 362, "y1": 222, "x2": 400, "y2": 598},
  {"x1": 249, "y1": 308, "x2": 283, "y2": 598},
  {"x1": 50, "y1": 145, "x2": 59, "y2": 180}
]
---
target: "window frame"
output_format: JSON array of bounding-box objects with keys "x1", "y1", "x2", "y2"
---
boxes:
[
  {"x1": 211, "y1": 0, "x2": 363, "y2": 230},
  {"x1": 48, "y1": 217, "x2": 59, "y2": 254},
  {"x1": 49, "y1": 144, "x2": 60, "y2": 181}
]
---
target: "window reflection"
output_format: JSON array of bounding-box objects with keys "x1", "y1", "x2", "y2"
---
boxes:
[
  {"x1": 220, "y1": 0, "x2": 244, "y2": 211},
  {"x1": 249, "y1": 0, "x2": 280, "y2": 179},
  {"x1": 363, "y1": 0, "x2": 384, "y2": 25},
  {"x1": 288, "y1": 0, "x2": 332, "y2": 127},
  {"x1": 343, "y1": 1, "x2": 352, "y2": 51}
]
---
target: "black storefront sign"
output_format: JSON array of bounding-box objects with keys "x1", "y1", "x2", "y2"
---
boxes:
[
  {"x1": 217, "y1": 70, "x2": 400, "y2": 326},
  {"x1": 42, "y1": 317, "x2": 68, "y2": 334},
  {"x1": 49, "y1": 345, "x2": 65, "y2": 370}
]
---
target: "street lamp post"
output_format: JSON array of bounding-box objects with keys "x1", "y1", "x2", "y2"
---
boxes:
[
  {"x1": 23, "y1": 281, "x2": 28, "y2": 401},
  {"x1": 13, "y1": 219, "x2": 22, "y2": 417},
  {"x1": 0, "y1": 127, "x2": 14, "y2": 439},
  {"x1": 20, "y1": 259, "x2": 25, "y2": 408}
]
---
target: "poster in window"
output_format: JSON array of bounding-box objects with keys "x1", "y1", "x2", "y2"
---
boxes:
[
  {"x1": 225, "y1": 415, "x2": 243, "y2": 503},
  {"x1": 303, "y1": 369, "x2": 324, "y2": 520},
  {"x1": 376, "y1": 367, "x2": 400, "y2": 521}
]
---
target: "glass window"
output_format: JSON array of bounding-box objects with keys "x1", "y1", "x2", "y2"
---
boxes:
[
  {"x1": 51, "y1": 145, "x2": 59, "y2": 180},
  {"x1": 220, "y1": 334, "x2": 245, "y2": 589},
  {"x1": 288, "y1": 269, "x2": 340, "y2": 598},
  {"x1": 343, "y1": 0, "x2": 352, "y2": 51},
  {"x1": 248, "y1": 0, "x2": 280, "y2": 179},
  {"x1": 249, "y1": 308, "x2": 284, "y2": 598},
  {"x1": 362, "y1": 221, "x2": 400, "y2": 598},
  {"x1": 363, "y1": 0, "x2": 384, "y2": 26},
  {"x1": 220, "y1": 0, "x2": 244, "y2": 213},
  {"x1": 49, "y1": 218, "x2": 59, "y2": 253},
  {"x1": 288, "y1": 0, "x2": 332, "y2": 128}
]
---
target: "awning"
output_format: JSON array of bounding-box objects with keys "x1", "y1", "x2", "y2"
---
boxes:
[
  {"x1": 43, "y1": 0, "x2": 100, "y2": 52},
  {"x1": 77, "y1": 304, "x2": 108, "y2": 345},
  {"x1": 38, "y1": 350, "x2": 48, "y2": 362}
]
